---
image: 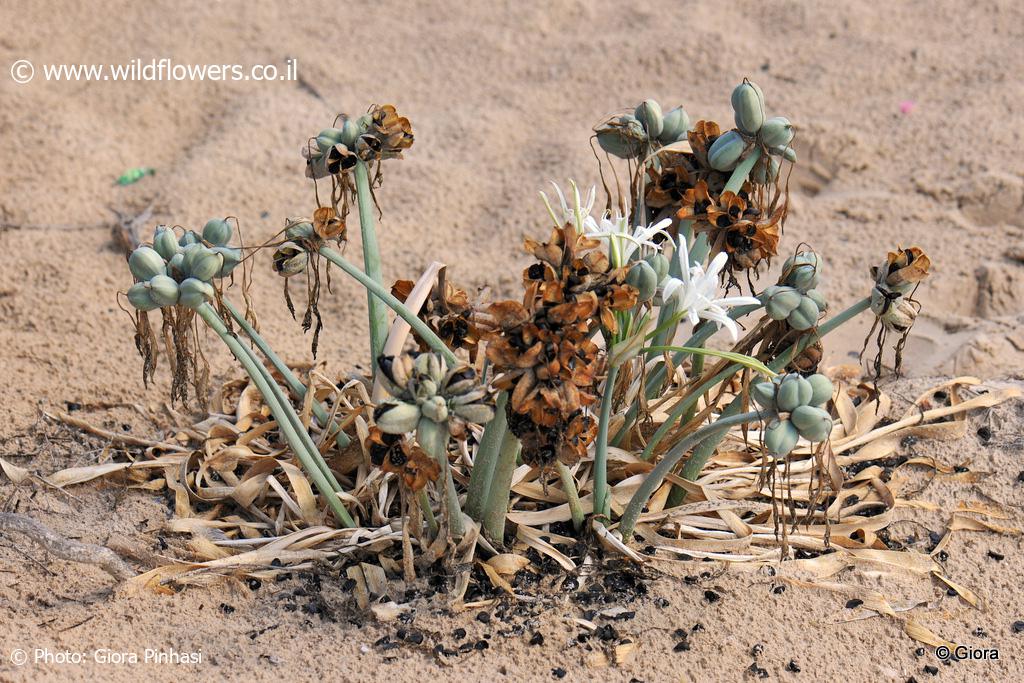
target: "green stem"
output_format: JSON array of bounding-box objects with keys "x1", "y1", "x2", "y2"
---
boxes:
[
  {"x1": 419, "y1": 420, "x2": 463, "y2": 538},
  {"x1": 618, "y1": 411, "x2": 763, "y2": 539},
  {"x1": 196, "y1": 303, "x2": 356, "y2": 527},
  {"x1": 724, "y1": 148, "x2": 762, "y2": 194},
  {"x1": 353, "y1": 160, "x2": 389, "y2": 371},
  {"x1": 222, "y1": 299, "x2": 350, "y2": 448},
  {"x1": 318, "y1": 246, "x2": 458, "y2": 367},
  {"x1": 417, "y1": 488, "x2": 438, "y2": 537},
  {"x1": 593, "y1": 363, "x2": 618, "y2": 519},
  {"x1": 465, "y1": 392, "x2": 508, "y2": 521},
  {"x1": 482, "y1": 429, "x2": 520, "y2": 543},
  {"x1": 556, "y1": 462, "x2": 585, "y2": 531}
]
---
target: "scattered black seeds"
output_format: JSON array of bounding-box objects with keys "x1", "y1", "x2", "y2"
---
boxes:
[
  {"x1": 947, "y1": 588, "x2": 958, "y2": 597},
  {"x1": 937, "y1": 551, "x2": 949, "y2": 562},
  {"x1": 684, "y1": 575, "x2": 699, "y2": 585},
  {"x1": 786, "y1": 660, "x2": 801, "y2": 673},
  {"x1": 973, "y1": 627, "x2": 986, "y2": 637},
  {"x1": 977, "y1": 426, "x2": 992, "y2": 442},
  {"x1": 219, "y1": 603, "x2": 235, "y2": 614},
  {"x1": 954, "y1": 465, "x2": 969, "y2": 473},
  {"x1": 458, "y1": 642, "x2": 474, "y2": 654},
  {"x1": 474, "y1": 640, "x2": 489, "y2": 651},
  {"x1": 674, "y1": 628, "x2": 688, "y2": 639},
  {"x1": 552, "y1": 667, "x2": 567, "y2": 679},
  {"x1": 66, "y1": 401, "x2": 82, "y2": 412},
  {"x1": 374, "y1": 636, "x2": 391, "y2": 647},
  {"x1": 407, "y1": 631, "x2": 424, "y2": 645},
  {"x1": 987, "y1": 550, "x2": 1004, "y2": 561},
  {"x1": 341, "y1": 578, "x2": 357, "y2": 591},
  {"x1": 845, "y1": 599, "x2": 863, "y2": 609},
  {"x1": 452, "y1": 627, "x2": 467, "y2": 639},
  {"x1": 1016, "y1": 471, "x2": 1024, "y2": 484},
  {"x1": 703, "y1": 590, "x2": 721, "y2": 603},
  {"x1": 928, "y1": 531, "x2": 942, "y2": 545},
  {"x1": 529, "y1": 632, "x2": 544, "y2": 646},
  {"x1": 747, "y1": 663, "x2": 769, "y2": 678},
  {"x1": 907, "y1": 678, "x2": 919, "y2": 683},
  {"x1": 914, "y1": 647, "x2": 925, "y2": 657},
  {"x1": 900, "y1": 435, "x2": 918, "y2": 448},
  {"x1": 247, "y1": 578, "x2": 262, "y2": 591},
  {"x1": 673, "y1": 641, "x2": 691, "y2": 652},
  {"x1": 923, "y1": 664, "x2": 938, "y2": 676},
  {"x1": 933, "y1": 390, "x2": 947, "y2": 401},
  {"x1": 773, "y1": 585, "x2": 786, "y2": 594},
  {"x1": 692, "y1": 623, "x2": 705, "y2": 632},
  {"x1": 561, "y1": 576, "x2": 579, "y2": 591},
  {"x1": 596, "y1": 624, "x2": 618, "y2": 642},
  {"x1": 751, "y1": 643, "x2": 764, "y2": 657},
  {"x1": 476, "y1": 611, "x2": 491, "y2": 624},
  {"x1": 1012, "y1": 620, "x2": 1024, "y2": 633},
  {"x1": 654, "y1": 597, "x2": 670, "y2": 608}
]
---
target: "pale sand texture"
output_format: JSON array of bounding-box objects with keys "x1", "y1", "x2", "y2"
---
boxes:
[{"x1": 1, "y1": 0, "x2": 1023, "y2": 681}]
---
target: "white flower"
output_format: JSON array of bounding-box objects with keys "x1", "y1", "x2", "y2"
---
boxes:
[
  {"x1": 540, "y1": 180, "x2": 595, "y2": 233},
  {"x1": 661, "y1": 238, "x2": 760, "y2": 341},
  {"x1": 583, "y1": 211, "x2": 672, "y2": 269}
]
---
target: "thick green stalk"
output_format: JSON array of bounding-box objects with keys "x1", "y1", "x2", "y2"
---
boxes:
[
  {"x1": 465, "y1": 392, "x2": 508, "y2": 521},
  {"x1": 353, "y1": 160, "x2": 389, "y2": 369},
  {"x1": 196, "y1": 304, "x2": 356, "y2": 527},
  {"x1": 417, "y1": 488, "x2": 438, "y2": 536},
  {"x1": 482, "y1": 429, "x2": 520, "y2": 543},
  {"x1": 418, "y1": 420, "x2": 464, "y2": 538},
  {"x1": 318, "y1": 246, "x2": 458, "y2": 366},
  {"x1": 222, "y1": 299, "x2": 350, "y2": 448},
  {"x1": 592, "y1": 363, "x2": 619, "y2": 519},
  {"x1": 618, "y1": 411, "x2": 763, "y2": 540},
  {"x1": 724, "y1": 148, "x2": 762, "y2": 194},
  {"x1": 556, "y1": 462, "x2": 585, "y2": 531}
]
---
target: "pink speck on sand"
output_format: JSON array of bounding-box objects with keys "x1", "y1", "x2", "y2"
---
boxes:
[{"x1": 899, "y1": 100, "x2": 916, "y2": 114}]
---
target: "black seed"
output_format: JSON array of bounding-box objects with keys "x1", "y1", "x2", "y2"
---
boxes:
[
  {"x1": 692, "y1": 623, "x2": 705, "y2": 632},
  {"x1": 773, "y1": 585, "x2": 786, "y2": 594},
  {"x1": 246, "y1": 578, "x2": 262, "y2": 591},
  {"x1": 452, "y1": 628, "x2": 467, "y2": 639},
  {"x1": 552, "y1": 668, "x2": 567, "y2": 679},
  {"x1": 988, "y1": 550, "x2": 1004, "y2": 561},
  {"x1": 845, "y1": 599, "x2": 863, "y2": 609},
  {"x1": 219, "y1": 603, "x2": 235, "y2": 614},
  {"x1": 703, "y1": 590, "x2": 720, "y2": 603},
  {"x1": 66, "y1": 401, "x2": 82, "y2": 412},
  {"x1": 947, "y1": 588, "x2": 958, "y2": 596},
  {"x1": 914, "y1": 647, "x2": 926, "y2": 656},
  {"x1": 973, "y1": 627, "x2": 986, "y2": 637},
  {"x1": 673, "y1": 641, "x2": 691, "y2": 652},
  {"x1": 674, "y1": 628, "x2": 688, "y2": 639},
  {"x1": 474, "y1": 640, "x2": 489, "y2": 650},
  {"x1": 923, "y1": 665, "x2": 938, "y2": 675},
  {"x1": 928, "y1": 531, "x2": 942, "y2": 544},
  {"x1": 529, "y1": 632, "x2": 544, "y2": 646},
  {"x1": 407, "y1": 631, "x2": 424, "y2": 645},
  {"x1": 977, "y1": 426, "x2": 992, "y2": 442},
  {"x1": 937, "y1": 551, "x2": 949, "y2": 562},
  {"x1": 786, "y1": 660, "x2": 801, "y2": 673},
  {"x1": 684, "y1": 575, "x2": 699, "y2": 585},
  {"x1": 751, "y1": 643, "x2": 764, "y2": 657},
  {"x1": 1013, "y1": 620, "x2": 1024, "y2": 633},
  {"x1": 654, "y1": 597, "x2": 670, "y2": 608},
  {"x1": 476, "y1": 611, "x2": 491, "y2": 624}
]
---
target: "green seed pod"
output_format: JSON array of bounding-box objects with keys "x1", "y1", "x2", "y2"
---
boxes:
[
  {"x1": 731, "y1": 81, "x2": 766, "y2": 135},
  {"x1": 772, "y1": 145, "x2": 797, "y2": 163},
  {"x1": 750, "y1": 381, "x2": 776, "y2": 411},
  {"x1": 213, "y1": 246, "x2": 242, "y2": 278},
  {"x1": 707, "y1": 130, "x2": 747, "y2": 171},
  {"x1": 626, "y1": 261, "x2": 658, "y2": 302},
  {"x1": 644, "y1": 252, "x2": 671, "y2": 283},
  {"x1": 761, "y1": 285, "x2": 802, "y2": 320},
  {"x1": 414, "y1": 352, "x2": 445, "y2": 386},
  {"x1": 128, "y1": 246, "x2": 166, "y2": 281},
  {"x1": 178, "y1": 277, "x2": 215, "y2": 309},
  {"x1": 168, "y1": 252, "x2": 186, "y2": 279},
  {"x1": 315, "y1": 128, "x2": 345, "y2": 153},
  {"x1": 272, "y1": 242, "x2": 309, "y2": 277},
  {"x1": 658, "y1": 106, "x2": 690, "y2": 144},
  {"x1": 805, "y1": 288, "x2": 827, "y2": 314},
  {"x1": 153, "y1": 226, "x2": 179, "y2": 261},
  {"x1": 790, "y1": 405, "x2": 833, "y2": 442},
  {"x1": 765, "y1": 419, "x2": 799, "y2": 456},
  {"x1": 146, "y1": 274, "x2": 179, "y2": 306},
  {"x1": 183, "y1": 245, "x2": 222, "y2": 281},
  {"x1": 787, "y1": 296, "x2": 821, "y2": 331},
  {"x1": 453, "y1": 402, "x2": 495, "y2": 426},
  {"x1": 595, "y1": 115, "x2": 647, "y2": 159},
  {"x1": 127, "y1": 282, "x2": 160, "y2": 311},
  {"x1": 751, "y1": 156, "x2": 780, "y2": 184},
  {"x1": 202, "y1": 218, "x2": 233, "y2": 247},
  {"x1": 759, "y1": 117, "x2": 794, "y2": 147},
  {"x1": 634, "y1": 99, "x2": 664, "y2": 139},
  {"x1": 419, "y1": 395, "x2": 449, "y2": 424},
  {"x1": 178, "y1": 230, "x2": 201, "y2": 247},
  {"x1": 285, "y1": 218, "x2": 315, "y2": 241},
  {"x1": 777, "y1": 375, "x2": 811, "y2": 412},
  {"x1": 442, "y1": 365, "x2": 478, "y2": 396},
  {"x1": 806, "y1": 374, "x2": 834, "y2": 407},
  {"x1": 339, "y1": 118, "x2": 361, "y2": 147},
  {"x1": 782, "y1": 252, "x2": 821, "y2": 292},
  {"x1": 375, "y1": 401, "x2": 421, "y2": 434}
]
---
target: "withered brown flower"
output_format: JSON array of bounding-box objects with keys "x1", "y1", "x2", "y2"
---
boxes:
[
  {"x1": 367, "y1": 426, "x2": 439, "y2": 492},
  {"x1": 392, "y1": 273, "x2": 483, "y2": 361},
  {"x1": 313, "y1": 206, "x2": 346, "y2": 240}
]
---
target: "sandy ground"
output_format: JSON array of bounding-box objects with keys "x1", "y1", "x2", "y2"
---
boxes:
[{"x1": 1, "y1": 0, "x2": 1023, "y2": 681}]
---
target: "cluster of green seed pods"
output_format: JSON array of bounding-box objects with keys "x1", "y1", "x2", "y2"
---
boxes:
[
  {"x1": 595, "y1": 99, "x2": 690, "y2": 160},
  {"x1": 760, "y1": 252, "x2": 827, "y2": 330},
  {"x1": 126, "y1": 219, "x2": 241, "y2": 311},
  {"x1": 751, "y1": 373, "x2": 835, "y2": 454},
  {"x1": 707, "y1": 80, "x2": 797, "y2": 173},
  {"x1": 626, "y1": 252, "x2": 670, "y2": 303}
]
